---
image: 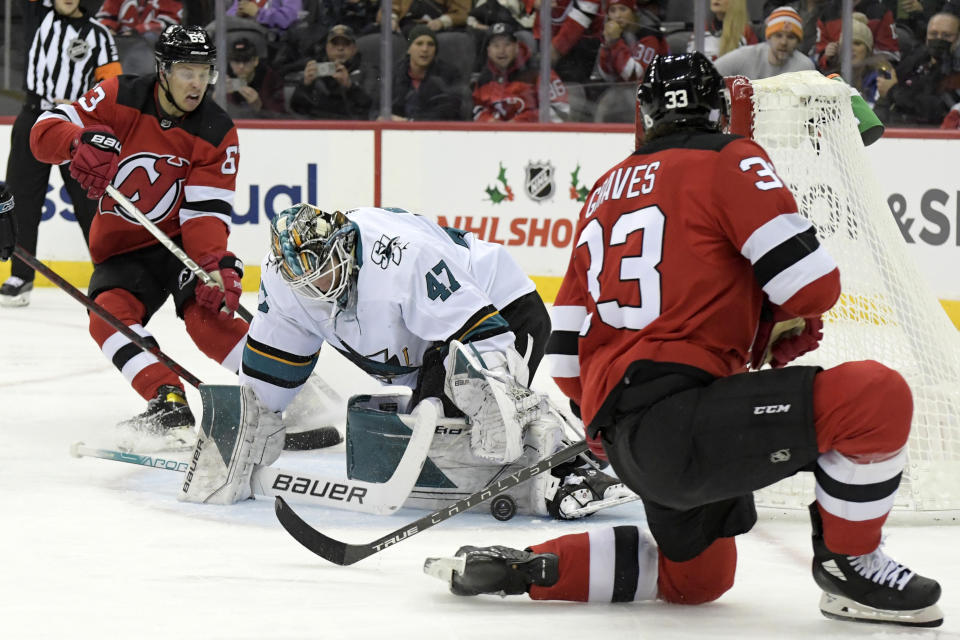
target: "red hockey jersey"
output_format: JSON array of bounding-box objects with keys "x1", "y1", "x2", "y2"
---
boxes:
[
  {"x1": 547, "y1": 133, "x2": 841, "y2": 427},
  {"x1": 30, "y1": 74, "x2": 239, "y2": 265},
  {"x1": 96, "y1": 0, "x2": 182, "y2": 35},
  {"x1": 597, "y1": 31, "x2": 668, "y2": 82}
]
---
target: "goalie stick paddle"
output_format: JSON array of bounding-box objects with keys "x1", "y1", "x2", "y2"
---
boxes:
[{"x1": 274, "y1": 440, "x2": 590, "y2": 566}]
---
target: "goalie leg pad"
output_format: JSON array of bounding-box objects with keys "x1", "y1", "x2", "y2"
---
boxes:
[{"x1": 179, "y1": 384, "x2": 285, "y2": 505}]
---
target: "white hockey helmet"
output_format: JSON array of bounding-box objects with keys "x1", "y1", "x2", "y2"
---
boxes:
[{"x1": 270, "y1": 203, "x2": 357, "y2": 303}]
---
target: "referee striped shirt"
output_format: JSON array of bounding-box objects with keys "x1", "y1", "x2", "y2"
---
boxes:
[{"x1": 25, "y1": 5, "x2": 122, "y2": 110}]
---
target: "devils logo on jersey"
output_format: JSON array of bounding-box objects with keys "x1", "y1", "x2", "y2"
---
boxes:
[{"x1": 101, "y1": 153, "x2": 190, "y2": 224}]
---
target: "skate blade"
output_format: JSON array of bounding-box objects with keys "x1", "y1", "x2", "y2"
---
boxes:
[
  {"x1": 423, "y1": 556, "x2": 466, "y2": 584},
  {"x1": 819, "y1": 592, "x2": 944, "y2": 627},
  {"x1": 0, "y1": 293, "x2": 30, "y2": 307}
]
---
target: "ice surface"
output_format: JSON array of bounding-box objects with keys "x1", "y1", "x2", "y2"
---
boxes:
[{"x1": 2, "y1": 290, "x2": 957, "y2": 639}]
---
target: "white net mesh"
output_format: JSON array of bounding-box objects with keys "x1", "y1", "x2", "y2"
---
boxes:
[{"x1": 738, "y1": 71, "x2": 960, "y2": 512}]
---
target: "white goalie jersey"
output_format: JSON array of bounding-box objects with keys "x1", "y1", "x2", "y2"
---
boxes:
[{"x1": 239, "y1": 206, "x2": 536, "y2": 413}]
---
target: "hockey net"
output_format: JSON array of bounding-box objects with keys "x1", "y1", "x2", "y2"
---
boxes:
[{"x1": 727, "y1": 71, "x2": 960, "y2": 513}]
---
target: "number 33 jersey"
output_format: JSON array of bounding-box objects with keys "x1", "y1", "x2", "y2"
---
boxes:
[
  {"x1": 546, "y1": 132, "x2": 841, "y2": 427},
  {"x1": 242, "y1": 206, "x2": 536, "y2": 412}
]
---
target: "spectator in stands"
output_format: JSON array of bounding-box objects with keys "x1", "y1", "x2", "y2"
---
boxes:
[
  {"x1": 531, "y1": 0, "x2": 602, "y2": 84},
  {"x1": 822, "y1": 12, "x2": 890, "y2": 106},
  {"x1": 289, "y1": 24, "x2": 372, "y2": 120},
  {"x1": 815, "y1": 0, "x2": 900, "y2": 68},
  {"x1": 596, "y1": 0, "x2": 668, "y2": 82},
  {"x1": 892, "y1": 1, "x2": 941, "y2": 57},
  {"x1": 533, "y1": 0, "x2": 665, "y2": 86},
  {"x1": 377, "y1": 0, "x2": 470, "y2": 38},
  {"x1": 467, "y1": 0, "x2": 535, "y2": 32},
  {"x1": 714, "y1": 6, "x2": 815, "y2": 79},
  {"x1": 224, "y1": 37, "x2": 287, "y2": 119},
  {"x1": 690, "y1": 0, "x2": 758, "y2": 61},
  {"x1": 874, "y1": 11, "x2": 960, "y2": 125},
  {"x1": 472, "y1": 22, "x2": 569, "y2": 122},
  {"x1": 323, "y1": 0, "x2": 379, "y2": 36},
  {"x1": 96, "y1": 0, "x2": 182, "y2": 75},
  {"x1": 382, "y1": 24, "x2": 464, "y2": 120},
  {"x1": 762, "y1": 1, "x2": 829, "y2": 56},
  {"x1": 590, "y1": 0, "x2": 667, "y2": 122},
  {"x1": 227, "y1": 0, "x2": 302, "y2": 33}
]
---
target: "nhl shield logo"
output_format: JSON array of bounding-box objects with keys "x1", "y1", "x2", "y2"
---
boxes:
[
  {"x1": 524, "y1": 161, "x2": 555, "y2": 202},
  {"x1": 67, "y1": 38, "x2": 90, "y2": 62}
]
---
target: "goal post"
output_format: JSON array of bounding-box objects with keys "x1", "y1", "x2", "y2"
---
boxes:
[{"x1": 726, "y1": 71, "x2": 960, "y2": 513}]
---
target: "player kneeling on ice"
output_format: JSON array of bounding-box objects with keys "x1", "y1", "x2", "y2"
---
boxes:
[
  {"x1": 180, "y1": 202, "x2": 632, "y2": 519},
  {"x1": 424, "y1": 53, "x2": 942, "y2": 627}
]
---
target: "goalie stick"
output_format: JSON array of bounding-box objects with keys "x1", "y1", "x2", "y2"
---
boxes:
[{"x1": 274, "y1": 440, "x2": 589, "y2": 566}]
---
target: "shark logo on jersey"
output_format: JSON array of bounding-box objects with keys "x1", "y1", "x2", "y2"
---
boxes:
[{"x1": 371, "y1": 235, "x2": 407, "y2": 269}]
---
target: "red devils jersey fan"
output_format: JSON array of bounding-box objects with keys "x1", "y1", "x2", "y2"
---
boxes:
[
  {"x1": 29, "y1": 25, "x2": 248, "y2": 447},
  {"x1": 814, "y1": 0, "x2": 899, "y2": 68},
  {"x1": 424, "y1": 53, "x2": 943, "y2": 628}
]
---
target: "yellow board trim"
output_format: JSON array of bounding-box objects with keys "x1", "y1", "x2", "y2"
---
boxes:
[{"x1": 4, "y1": 263, "x2": 960, "y2": 332}]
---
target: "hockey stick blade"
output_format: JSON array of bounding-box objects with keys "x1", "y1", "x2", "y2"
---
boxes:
[
  {"x1": 283, "y1": 426, "x2": 342, "y2": 450},
  {"x1": 274, "y1": 440, "x2": 590, "y2": 566}
]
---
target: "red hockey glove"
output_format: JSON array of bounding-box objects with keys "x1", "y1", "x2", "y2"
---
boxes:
[
  {"x1": 750, "y1": 299, "x2": 824, "y2": 369},
  {"x1": 195, "y1": 252, "x2": 244, "y2": 314},
  {"x1": 767, "y1": 316, "x2": 823, "y2": 368},
  {"x1": 586, "y1": 430, "x2": 609, "y2": 462},
  {"x1": 69, "y1": 126, "x2": 121, "y2": 199}
]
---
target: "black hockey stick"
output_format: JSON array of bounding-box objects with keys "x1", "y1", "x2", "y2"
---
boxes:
[
  {"x1": 15, "y1": 245, "x2": 339, "y2": 451},
  {"x1": 275, "y1": 440, "x2": 589, "y2": 565}
]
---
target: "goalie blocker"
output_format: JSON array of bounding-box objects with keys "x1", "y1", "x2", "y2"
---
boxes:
[{"x1": 346, "y1": 390, "x2": 636, "y2": 520}]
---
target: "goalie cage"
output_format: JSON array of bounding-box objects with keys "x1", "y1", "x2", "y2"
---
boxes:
[{"x1": 727, "y1": 71, "x2": 960, "y2": 515}]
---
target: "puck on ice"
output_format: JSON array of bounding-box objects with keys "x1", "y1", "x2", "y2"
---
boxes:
[{"x1": 490, "y1": 494, "x2": 517, "y2": 521}]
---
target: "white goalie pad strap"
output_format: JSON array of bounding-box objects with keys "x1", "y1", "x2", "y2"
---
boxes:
[
  {"x1": 444, "y1": 340, "x2": 541, "y2": 464},
  {"x1": 179, "y1": 384, "x2": 285, "y2": 505}
]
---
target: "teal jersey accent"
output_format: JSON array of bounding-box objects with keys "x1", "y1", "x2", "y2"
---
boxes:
[{"x1": 242, "y1": 338, "x2": 319, "y2": 389}]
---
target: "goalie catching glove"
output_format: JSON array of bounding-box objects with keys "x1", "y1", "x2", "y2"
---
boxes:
[
  {"x1": 179, "y1": 384, "x2": 285, "y2": 504},
  {"x1": 444, "y1": 340, "x2": 542, "y2": 465}
]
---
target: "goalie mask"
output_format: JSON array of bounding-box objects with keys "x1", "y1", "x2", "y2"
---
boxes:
[
  {"x1": 636, "y1": 52, "x2": 728, "y2": 145},
  {"x1": 270, "y1": 203, "x2": 357, "y2": 304}
]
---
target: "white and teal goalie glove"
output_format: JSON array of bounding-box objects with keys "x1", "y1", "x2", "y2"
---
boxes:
[{"x1": 444, "y1": 340, "x2": 541, "y2": 464}]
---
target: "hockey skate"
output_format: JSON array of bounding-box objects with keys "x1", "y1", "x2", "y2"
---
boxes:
[
  {"x1": 808, "y1": 502, "x2": 943, "y2": 627},
  {"x1": 0, "y1": 276, "x2": 32, "y2": 307},
  {"x1": 546, "y1": 467, "x2": 637, "y2": 520},
  {"x1": 117, "y1": 385, "x2": 196, "y2": 452},
  {"x1": 424, "y1": 545, "x2": 559, "y2": 597}
]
